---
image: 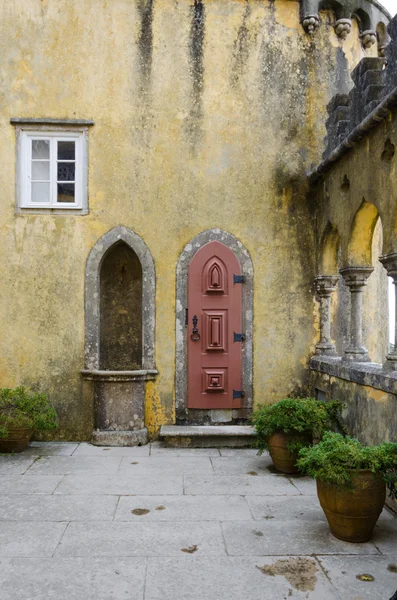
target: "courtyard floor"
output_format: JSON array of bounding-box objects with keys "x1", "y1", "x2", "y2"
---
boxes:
[{"x1": 0, "y1": 442, "x2": 396, "y2": 599}]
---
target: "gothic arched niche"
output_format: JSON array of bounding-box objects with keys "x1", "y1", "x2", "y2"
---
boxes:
[{"x1": 100, "y1": 241, "x2": 143, "y2": 370}]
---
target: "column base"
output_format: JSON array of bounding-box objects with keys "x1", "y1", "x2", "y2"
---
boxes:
[
  {"x1": 383, "y1": 355, "x2": 397, "y2": 371},
  {"x1": 343, "y1": 346, "x2": 371, "y2": 363},
  {"x1": 315, "y1": 343, "x2": 337, "y2": 356},
  {"x1": 91, "y1": 428, "x2": 148, "y2": 447}
]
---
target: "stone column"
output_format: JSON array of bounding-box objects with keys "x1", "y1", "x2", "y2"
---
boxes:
[
  {"x1": 380, "y1": 253, "x2": 397, "y2": 370},
  {"x1": 315, "y1": 275, "x2": 339, "y2": 356},
  {"x1": 340, "y1": 266, "x2": 374, "y2": 362}
]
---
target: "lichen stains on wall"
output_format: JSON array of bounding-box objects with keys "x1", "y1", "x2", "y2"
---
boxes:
[{"x1": 0, "y1": 0, "x2": 371, "y2": 438}]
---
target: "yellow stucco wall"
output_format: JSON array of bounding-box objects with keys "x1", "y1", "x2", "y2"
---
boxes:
[{"x1": 0, "y1": 0, "x2": 374, "y2": 438}]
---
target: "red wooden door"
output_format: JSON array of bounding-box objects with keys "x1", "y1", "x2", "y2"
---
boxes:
[{"x1": 188, "y1": 241, "x2": 243, "y2": 409}]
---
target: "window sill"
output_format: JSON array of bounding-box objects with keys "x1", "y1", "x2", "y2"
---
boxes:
[
  {"x1": 16, "y1": 207, "x2": 89, "y2": 216},
  {"x1": 310, "y1": 355, "x2": 397, "y2": 395},
  {"x1": 81, "y1": 369, "x2": 158, "y2": 382}
]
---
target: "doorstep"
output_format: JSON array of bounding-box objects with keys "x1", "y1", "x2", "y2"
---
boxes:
[{"x1": 159, "y1": 425, "x2": 256, "y2": 448}]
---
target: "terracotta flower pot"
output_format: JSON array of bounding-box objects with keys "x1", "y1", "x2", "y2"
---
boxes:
[
  {"x1": 0, "y1": 427, "x2": 34, "y2": 453},
  {"x1": 267, "y1": 431, "x2": 312, "y2": 474},
  {"x1": 317, "y1": 470, "x2": 386, "y2": 543}
]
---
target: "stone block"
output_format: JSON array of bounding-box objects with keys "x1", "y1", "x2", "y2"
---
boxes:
[
  {"x1": 0, "y1": 522, "x2": 67, "y2": 557},
  {"x1": 184, "y1": 474, "x2": 299, "y2": 496},
  {"x1": 26, "y1": 456, "x2": 122, "y2": 475},
  {"x1": 54, "y1": 473, "x2": 183, "y2": 495},
  {"x1": 91, "y1": 428, "x2": 148, "y2": 447},
  {"x1": 0, "y1": 494, "x2": 118, "y2": 522}
]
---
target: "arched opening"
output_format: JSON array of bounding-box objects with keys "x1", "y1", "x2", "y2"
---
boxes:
[
  {"x1": 320, "y1": 221, "x2": 340, "y2": 275},
  {"x1": 100, "y1": 242, "x2": 143, "y2": 370},
  {"x1": 347, "y1": 199, "x2": 379, "y2": 266}
]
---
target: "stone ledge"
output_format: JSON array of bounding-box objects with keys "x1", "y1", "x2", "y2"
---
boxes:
[
  {"x1": 91, "y1": 428, "x2": 148, "y2": 446},
  {"x1": 81, "y1": 369, "x2": 158, "y2": 382},
  {"x1": 310, "y1": 356, "x2": 397, "y2": 395},
  {"x1": 160, "y1": 425, "x2": 255, "y2": 448}
]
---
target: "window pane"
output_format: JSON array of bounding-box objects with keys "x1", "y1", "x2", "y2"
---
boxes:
[
  {"x1": 57, "y1": 162, "x2": 75, "y2": 181},
  {"x1": 58, "y1": 141, "x2": 75, "y2": 160},
  {"x1": 32, "y1": 161, "x2": 50, "y2": 181},
  {"x1": 32, "y1": 139, "x2": 50, "y2": 159},
  {"x1": 31, "y1": 182, "x2": 50, "y2": 203},
  {"x1": 57, "y1": 183, "x2": 75, "y2": 203}
]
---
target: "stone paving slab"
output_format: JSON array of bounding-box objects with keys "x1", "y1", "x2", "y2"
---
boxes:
[
  {"x1": 290, "y1": 476, "x2": 318, "y2": 495},
  {"x1": 114, "y1": 495, "x2": 252, "y2": 521},
  {"x1": 246, "y1": 495, "x2": 328, "y2": 522},
  {"x1": 118, "y1": 455, "x2": 214, "y2": 475},
  {"x1": 371, "y1": 517, "x2": 397, "y2": 554},
  {"x1": 55, "y1": 521, "x2": 226, "y2": 557},
  {"x1": 0, "y1": 557, "x2": 147, "y2": 600},
  {"x1": 218, "y1": 448, "x2": 260, "y2": 457},
  {"x1": 222, "y1": 520, "x2": 380, "y2": 556},
  {"x1": 24, "y1": 442, "x2": 79, "y2": 456},
  {"x1": 0, "y1": 475, "x2": 63, "y2": 495},
  {"x1": 184, "y1": 473, "x2": 300, "y2": 495},
  {"x1": 72, "y1": 442, "x2": 150, "y2": 457},
  {"x1": 150, "y1": 443, "x2": 220, "y2": 456},
  {"x1": 26, "y1": 455, "x2": 122, "y2": 475},
  {"x1": 0, "y1": 522, "x2": 67, "y2": 557},
  {"x1": 211, "y1": 455, "x2": 273, "y2": 475},
  {"x1": 0, "y1": 455, "x2": 37, "y2": 475},
  {"x1": 0, "y1": 494, "x2": 118, "y2": 521},
  {"x1": 317, "y1": 555, "x2": 397, "y2": 600},
  {"x1": 144, "y1": 556, "x2": 340, "y2": 600},
  {"x1": 55, "y1": 473, "x2": 183, "y2": 495}
]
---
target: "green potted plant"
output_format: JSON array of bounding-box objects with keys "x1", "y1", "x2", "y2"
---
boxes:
[
  {"x1": 251, "y1": 398, "x2": 344, "y2": 474},
  {"x1": 0, "y1": 387, "x2": 57, "y2": 453},
  {"x1": 297, "y1": 432, "x2": 397, "y2": 543}
]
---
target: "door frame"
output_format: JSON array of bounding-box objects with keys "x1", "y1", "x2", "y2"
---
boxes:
[{"x1": 175, "y1": 229, "x2": 253, "y2": 422}]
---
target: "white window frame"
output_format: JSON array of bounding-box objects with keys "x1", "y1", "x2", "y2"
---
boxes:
[{"x1": 16, "y1": 126, "x2": 88, "y2": 213}]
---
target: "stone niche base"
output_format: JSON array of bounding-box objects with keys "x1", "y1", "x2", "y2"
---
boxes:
[
  {"x1": 81, "y1": 369, "x2": 157, "y2": 447},
  {"x1": 91, "y1": 428, "x2": 148, "y2": 447}
]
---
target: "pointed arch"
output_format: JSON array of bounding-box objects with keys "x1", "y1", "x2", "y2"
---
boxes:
[
  {"x1": 319, "y1": 221, "x2": 340, "y2": 275},
  {"x1": 175, "y1": 229, "x2": 253, "y2": 421},
  {"x1": 347, "y1": 200, "x2": 380, "y2": 266},
  {"x1": 84, "y1": 226, "x2": 156, "y2": 370}
]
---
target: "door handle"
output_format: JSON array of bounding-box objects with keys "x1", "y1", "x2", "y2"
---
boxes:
[{"x1": 191, "y1": 315, "x2": 201, "y2": 341}]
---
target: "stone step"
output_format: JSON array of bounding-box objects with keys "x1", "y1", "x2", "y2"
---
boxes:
[{"x1": 159, "y1": 425, "x2": 256, "y2": 448}]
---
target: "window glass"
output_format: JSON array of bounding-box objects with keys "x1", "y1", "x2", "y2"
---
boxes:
[
  {"x1": 57, "y1": 183, "x2": 75, "y2": 203},
  {"x1": 57, "y1": 163, "x2": 75, "y2": 181},
  {"x1": 57, "y1": 141, "x2": 75, "y2": 160},
  {"x1": 32, "y1": 139, "x2": 50, "y2": 159},
  {"x1": 32, "y1": 161, "x2": 50, "y2": 180},
  {"x1": 31, "y1": 182, "x2": 50, "y2": 203}
]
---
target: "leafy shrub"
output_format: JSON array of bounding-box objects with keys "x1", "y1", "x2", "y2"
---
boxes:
[
  {"x1": 252, "y1": 398, "x2": 345, "y2": 454},
  {"x1": 297, "y1": 431, "x2": 397, "y2": 498},
  {"x1": 0, "y1": 387, "x2": 57, "y2": 438}
]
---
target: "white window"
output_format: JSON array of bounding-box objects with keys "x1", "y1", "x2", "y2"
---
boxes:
[{"x1": 18, "y1": 130, "x2": 87, "y2": 210}]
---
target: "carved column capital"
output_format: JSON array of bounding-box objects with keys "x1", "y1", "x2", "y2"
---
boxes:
[
  {"x1": 335, "y1": 19, "x2": 352, "y2": 40},
  {"x1": 340, "y1": 266, "x2": 374, "y2": 290},
  {"x1": 315, "y1": 275, "x2": 339, "y2": 297},
  {"x1": 360, "y1": 30, "x2": 377, "y2": 50},
  {"x1": 302, "y1": 14, "x2": 320, "y2": 35},
  {"x1": 379, "y1": 253, "x2": 397, "y2": 281}
]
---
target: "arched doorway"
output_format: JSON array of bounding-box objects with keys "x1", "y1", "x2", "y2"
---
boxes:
[{"x1": 176, "y1": 229, "x2": 253, "y2": 424}]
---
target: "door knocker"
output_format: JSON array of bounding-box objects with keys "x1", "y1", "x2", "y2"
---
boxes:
[{"x1": 191, "y1": 315, "x2": 200, "y2": 341}]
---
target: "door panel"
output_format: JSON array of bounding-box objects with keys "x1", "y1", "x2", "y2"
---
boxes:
[{"x1": 188, "y1": 241, "x2": 243, "y2": 409}]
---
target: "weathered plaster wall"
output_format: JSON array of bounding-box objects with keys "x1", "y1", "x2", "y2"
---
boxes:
[{"x1": 0, "y1": 0, "x2": 378, "y2": 439}]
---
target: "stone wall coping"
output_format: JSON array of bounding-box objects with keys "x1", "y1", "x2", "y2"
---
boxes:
[
  {"x1": 81, "y1": 369, "x2": 158, "y2": 382},
  {"x1": 10, "y1": 118, "x2": 95, "y2": 126},
  {"x1": 310, "y1": 356, "x2": 397, "y2": 395},
  {"x1": 309, "y1": 84, "x2": 397, "y2": 183}
]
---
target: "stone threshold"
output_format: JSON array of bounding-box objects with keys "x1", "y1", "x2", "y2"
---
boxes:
[
  {"x1": 160, "y1": 425, "x2": 256, "y2": 448},
  {"x1": 310, "y1": 355, "x2": 397, "y2": 395}
]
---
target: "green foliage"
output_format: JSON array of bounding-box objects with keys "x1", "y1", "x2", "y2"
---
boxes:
[
  {"x1": 297, "y1": 431, "x2": 397, "y2": 498},
  {"x1": 251, "y1": 398, "x2": 345, "y2": 454},
  {"x1": 0, "y1": 387, "x2": 57, "y2": 439}
]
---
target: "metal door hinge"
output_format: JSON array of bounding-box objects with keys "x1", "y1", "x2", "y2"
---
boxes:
[
  {"x1": 233, "y1": 390, "x2": 245, "y2": 399},
  {"x1": 233, "y1": 332, "x2": 246, "y2": 342},
  {"x1": 233, "y1": 274, "x2": 246, "y2": 284}
]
